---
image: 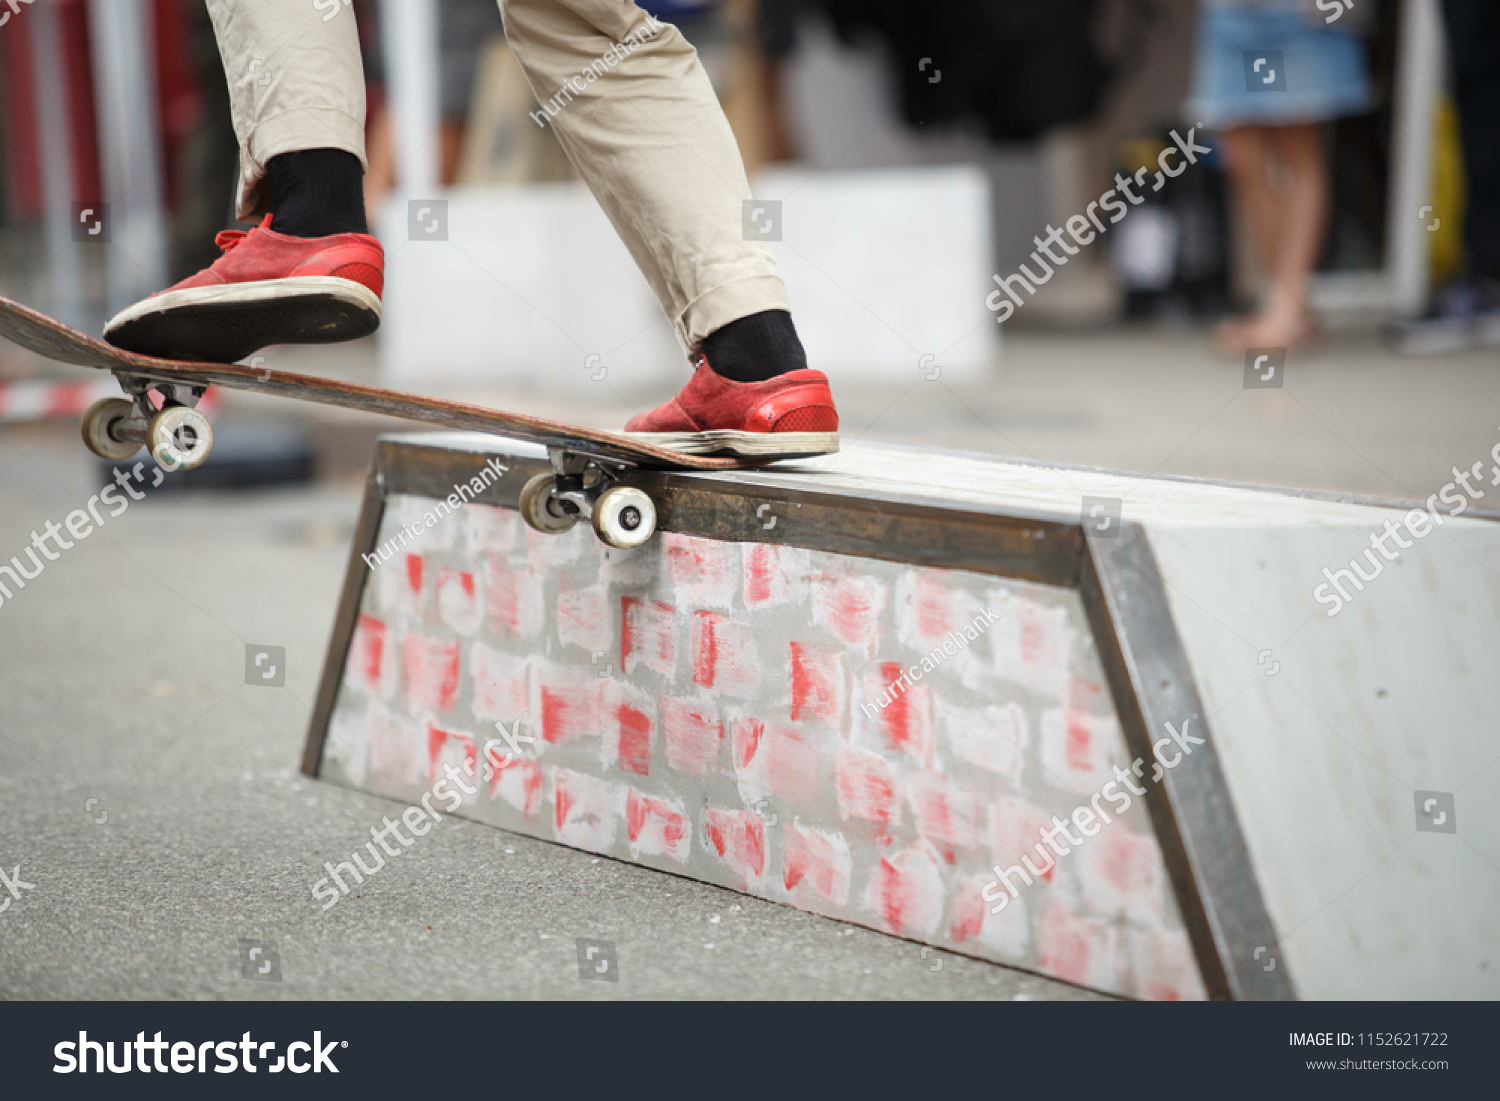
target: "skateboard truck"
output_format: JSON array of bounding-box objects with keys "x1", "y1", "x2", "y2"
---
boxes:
[
  {"x1": 518, "y1": 446, "x2": 657, "y2": 549},
  {"x1": 79, "y1": 372, "x2": 215, "y2": 472}
]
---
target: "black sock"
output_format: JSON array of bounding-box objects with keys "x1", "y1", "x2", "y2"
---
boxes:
[
  {"x1": 265, "y1": 149, "x2": 368, "y2": 237},
  {"x1": 701, "y1": 309, "x2": 807, "y2": 383}
]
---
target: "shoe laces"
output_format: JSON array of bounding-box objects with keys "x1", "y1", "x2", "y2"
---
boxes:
[{"x1": 213, "y1": 213, "x2": 274, "y2": 255}]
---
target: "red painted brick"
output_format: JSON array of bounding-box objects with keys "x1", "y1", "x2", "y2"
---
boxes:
[
  {"x1": 811, "y1": 574, "x2": 885, "y2": 654},
  {"x1": 864, "y1": 663, "x2": 934, "y2": 762},
  {"x1": 427, "y1": 724, "x2": 477, "y2": 787},
  {"x1": 661, "y1": 696, "x2": 722, "y2": 775},
  {"x1": 402, "y1": 633, "x2": 461, "y2": 712},
  {"x1": 782, "y1": 821, "x2": 851, "y2": 906},
  {"x1": 1078, "y1": 824, "x2": 1166, "y2": 926},
  {"x1": 704, "y1": 807, "x2": 765, "y2": 886},
  {"x1": 988, "y1": 796, "x2": 1056, "y2": 883},
  {"x1": 436, "y1": 568, "x2": 482, "y2": 636},
  {"x1": 558, "y1": 586, "x2": 610, "y2": 656},
  {"x1": 625, "y1": 788, "x2": 690, "y2": 863},
  {"x1": 352, "y1": 614, "x2": 393, "y2": 698},
  {"x1": 895, "y1": 570, "x2": 974, "y2": 651},
  {"x1": 953, "y1": 874, "x2": 1030, "y2": 958},
  {"x1": 621, "y1": 596, "x2": 677, "y2": 678},
  {"x1": 1040, "y1": 707, "x2": 1119, "y2": 794},
  {"x1": 603, "y1": 682, "x2": 655, "y2": 776},
  {"x1": 1037, "y1": 899, "x2": 1117, "y2": 990},
  {"x1": 551, "y1": 767, "x2": 619, "y2": 851},
  {"x1": 790, "y1": 642, "x2": 843, "y2": 724},
  {"x1": 762, "y1": 721, "x2": 821, "y2": 807},
  {"x1": 485, "y1": 746, "x2": 542, "y2": 816},
  {"x1": 536, "y1": 666, "x2": 603, "y2": 745},
  {"x1": 834, "y1": 746, "x2": 901, "y2": 826},
  {"x1": 904, "y1": 771, "x2": 982, "y2": 851},
  {"x1": 663, "y1": 532, "x2": 735, "y2": 609},
  {"x1": 742, "y1": 543, "x2": 810, "y2": 607},
  {"x1": 691, "y1": 611, "x2": 761, "y2": 697},
  {"x1": 948, "y1": 876, "x2": 987, "y2": 944},
  {"x1": 484, "y1": 553, "x2": 541, "y2": 639},
  {"x1": 731, "y1": 715, "x2": 763, "y2": 770},
  {"x1": 867, "y1": 843, "x2": 944, "y2": 938}
]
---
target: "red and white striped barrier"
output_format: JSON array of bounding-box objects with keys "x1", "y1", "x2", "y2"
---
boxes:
[
  {"x1": 0, "y1": 379, "x2": 119, "y2": 423},
  {"x1": 0, "y1": 379, "x2": 222, "y2": 425}
]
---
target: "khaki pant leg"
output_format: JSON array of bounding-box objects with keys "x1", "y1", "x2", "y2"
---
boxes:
[
  {"x1": 498, "y1": 0, "x2": 788, "y2": 356},
  {"x1": 205, "y1": 0, "x2": 368, "y2": 221}
]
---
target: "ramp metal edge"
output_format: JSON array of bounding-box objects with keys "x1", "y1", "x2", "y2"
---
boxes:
[{"x1": 1082, "y1": 527, "x2": 1294, "y2": 1000}]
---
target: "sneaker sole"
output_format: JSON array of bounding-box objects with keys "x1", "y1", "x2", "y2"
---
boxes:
[
  {"x1": 622, "y1": 429, "x2": 839, "y2": 459},
  {"x1": 103, "y1": 276, "x2": 381, "y2": 363}
]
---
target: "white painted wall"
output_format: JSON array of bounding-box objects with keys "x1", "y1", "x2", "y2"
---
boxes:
[{"x1": 375, "y1": 165, "x2": 999, "y2": 395}]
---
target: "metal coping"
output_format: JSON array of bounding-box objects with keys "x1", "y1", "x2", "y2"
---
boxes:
[{"x1": 304, "y1": 436, "x2": 1294, "y2": 1001}]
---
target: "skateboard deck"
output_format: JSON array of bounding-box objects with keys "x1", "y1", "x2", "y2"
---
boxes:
[{"x1": 0, "y1": 294, "x2": 747, "y2": 472}]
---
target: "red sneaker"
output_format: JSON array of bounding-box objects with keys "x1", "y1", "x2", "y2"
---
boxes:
[
  {"x1": 103, "y1": 214, "x2": 383, "y2": 362},
  {"x1": 623, "y1": 360, "x2": 839, "y2": 458}
]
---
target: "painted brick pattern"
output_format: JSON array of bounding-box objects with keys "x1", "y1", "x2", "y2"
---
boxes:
[{"x1": 322, "y1": 491, "x2": 1205, "y2": 1000}]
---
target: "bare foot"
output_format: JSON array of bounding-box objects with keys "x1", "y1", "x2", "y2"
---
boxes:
[
  {"x1": 1213, "y1": 316, "x2": 1252, "y2": 356},
  {"x1": 1215, "y1": 307, "x2": 1319, "y2": 355}
]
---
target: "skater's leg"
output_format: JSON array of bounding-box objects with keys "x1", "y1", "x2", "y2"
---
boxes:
[
  {"x1": 205, "y1": 0, "x2": 369, "y2": 224},
  {"x1": 500, "y1": 0, "x2": 835, "y2": 455},
  {"x1": 104, "y1": 1, "x2": 382, "y2": 361},
  {"x1": 499, "y1": 0, "x2": 788, "y2": 359}
]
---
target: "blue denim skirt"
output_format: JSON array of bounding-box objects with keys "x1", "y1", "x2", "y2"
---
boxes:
[{"x1": 1187, "y1": 3, "x2": 1376, "y2": 126}]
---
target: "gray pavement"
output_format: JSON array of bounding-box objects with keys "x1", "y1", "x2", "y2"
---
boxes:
[{"x1": 1, "y1": 323, "x2": 1494, "y2": 1000}]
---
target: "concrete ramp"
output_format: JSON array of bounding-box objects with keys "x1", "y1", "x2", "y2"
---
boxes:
[{"x1": 305, "y1": 435, "x2": 1500, "y2": 1000}]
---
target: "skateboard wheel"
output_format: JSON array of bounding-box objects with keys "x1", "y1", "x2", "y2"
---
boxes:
[
  {"x1": 519, "y1": 473, "x2": 578, "y2": 535},
  {"x1": 148, "y1": 406, "x2": 213, "y2": 472},
  {"x1": 592, "y1": 486, "x2": 656, "y2": 549},
  {"x1": 80, "y1": 398, "x2": 140, "y2": 462}
]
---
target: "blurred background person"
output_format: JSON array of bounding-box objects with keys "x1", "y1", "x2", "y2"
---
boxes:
[
  {"x1": 1189, "y1": 0, "x2": 1374, "y2": 354},
  {"x1": 1390, "y1": 0, "x2": 1500, "y2": 355},
  {"x1": 166, "y1": 0, "x2": 240, "y2": 283},
  {"x1": 362, "y1": 0, "x2": 506, "y2": 212}
]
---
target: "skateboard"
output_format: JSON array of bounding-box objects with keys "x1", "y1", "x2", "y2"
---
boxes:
[{"x1": 0, "y1": 294, "x2": 766, "y2": 549}]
